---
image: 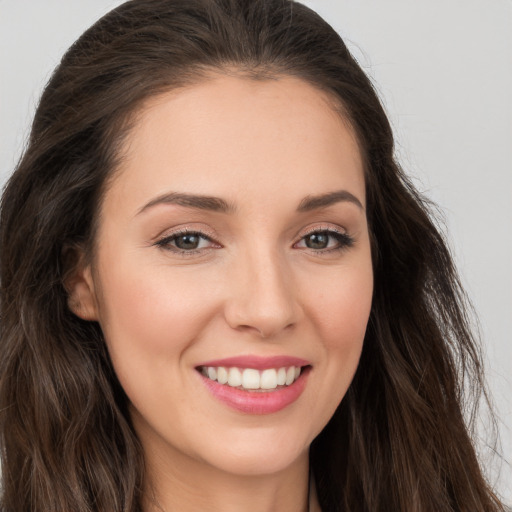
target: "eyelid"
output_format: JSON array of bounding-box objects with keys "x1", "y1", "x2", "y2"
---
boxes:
[
  {"x1": 295, "y1": 224, "x2": 348, "y2": 241},
  {"x1": 152, "y1": 223, "x2": 218, "y2": 243},
  {"x1": 300, "y1": 224, "x2": 344, "y2": 236}
]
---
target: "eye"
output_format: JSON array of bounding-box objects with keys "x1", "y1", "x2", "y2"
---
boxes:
[
  {"x1": 295, "y1": 229, "x2": 354, "y2": 252},
  {"x1": 155, "y1": 231, "x2": 218, "y2": 253}
]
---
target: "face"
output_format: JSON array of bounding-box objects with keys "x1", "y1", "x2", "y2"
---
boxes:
[{"x1": 72, "y1": 75, "x2": 373, "y2": 479}]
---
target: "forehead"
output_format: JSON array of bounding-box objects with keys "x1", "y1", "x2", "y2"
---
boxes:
[{"x1": 104, "y1": 74, "x2": 365, "y2": 215}]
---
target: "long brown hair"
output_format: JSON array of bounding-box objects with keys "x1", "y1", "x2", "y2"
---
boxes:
[{"x1": 0, "y1": 0, "x2": 504, "y2": 510}]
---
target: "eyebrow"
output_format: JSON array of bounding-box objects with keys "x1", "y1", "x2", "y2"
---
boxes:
[
  {"x1": 137, "y1": 192, "x2": 236, "y2": 215},
  {"x1": 297, "y1": 190, "x2": 364, "y2": 212},
  {"x1": 137, "y1": 188, "x2": 364, "y2": 216}
]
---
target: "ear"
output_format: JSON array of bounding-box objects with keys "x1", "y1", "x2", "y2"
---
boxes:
[{"x1": 62, "y1": 245, "x2": 99, "y2": 321}]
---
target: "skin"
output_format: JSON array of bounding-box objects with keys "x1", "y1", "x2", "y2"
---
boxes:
[{"x1": 69, "y1": 74, "x2": 373, "y2": 512}]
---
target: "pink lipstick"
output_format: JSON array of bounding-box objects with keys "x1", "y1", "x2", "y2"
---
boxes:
[
  {"x1": 198, "y1": 355, "x2": 310, "y2": 370},
  {"x1": 196, "y1": 355, "x2": 311, "y2": 414}
]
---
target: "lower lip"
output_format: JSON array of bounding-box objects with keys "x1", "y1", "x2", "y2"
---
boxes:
[{"x1": 199, "y1": 367, "x2": 311, "y2": 414}]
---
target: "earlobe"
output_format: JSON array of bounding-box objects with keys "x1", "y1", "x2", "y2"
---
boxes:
[{"x1": 63, "y1": 247, "x2": 99, "y2": 322}]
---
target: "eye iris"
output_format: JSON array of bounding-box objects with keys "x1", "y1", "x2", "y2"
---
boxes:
[
  {"x1": 175, "y1": 234, "x2": 200, "y2": 250},
  {"x1": 305, "y1": 232, "x2": 329, "y2": 249}
]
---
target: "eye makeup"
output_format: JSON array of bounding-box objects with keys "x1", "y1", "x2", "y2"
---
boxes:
[
  {"x1": 154, "y1": 228, "x2": 221, "y2": 256},
  {"x1": 153, "y1": 223, "x2": 354, "y2": 258},
  {"x1": 293, "y1": 226, "x2": 354, "y2": 254}
]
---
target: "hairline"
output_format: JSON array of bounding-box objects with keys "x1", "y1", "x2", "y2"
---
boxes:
[{"x1": 87, "y1": 65, "x2": 367, "y2": 264}]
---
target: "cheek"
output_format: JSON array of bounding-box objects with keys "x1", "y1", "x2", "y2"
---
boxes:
[
  {"x1": 309, "y1": 258, "x2": 373, "y2": 347},
  {"x1": 302, "y1": 255, "x2": 373, "y2": 419},
  {"x1": 95, "y1": 259, "x2": 221, "y2": 374}
]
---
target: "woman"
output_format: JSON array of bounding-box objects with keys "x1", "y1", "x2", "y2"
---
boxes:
[{"x1": 0, "y1": 0, "x2": 505, "y2": 510}]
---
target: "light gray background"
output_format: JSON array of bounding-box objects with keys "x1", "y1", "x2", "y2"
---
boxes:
[{"x1": 1, "y1": 0, "x2": 510, "y2": 504}]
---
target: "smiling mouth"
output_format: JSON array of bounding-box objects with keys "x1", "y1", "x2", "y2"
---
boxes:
[{"x1": 197, "y1": 365, "x2": 309, "y2": 392}]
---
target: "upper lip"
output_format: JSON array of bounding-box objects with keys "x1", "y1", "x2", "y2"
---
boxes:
[{"x1": 196, "y1": 355, "x2": 311, "y2": 370}]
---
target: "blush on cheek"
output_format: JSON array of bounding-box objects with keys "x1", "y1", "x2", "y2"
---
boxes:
[
  {"x1": 98, "y1": 271, "x2": 227, "y2": 403},
  {"x1": 318, "y1": 275, "x2": 372, "y2": 333}
]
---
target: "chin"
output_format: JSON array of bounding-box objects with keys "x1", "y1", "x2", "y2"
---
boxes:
[{"x1": 196, "y1": 427, "x2": 312, "y2": 477}]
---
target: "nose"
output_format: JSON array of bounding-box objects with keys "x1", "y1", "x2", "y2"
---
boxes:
[{"x1": 223, "y1": 248, "x2": 300, "y2": 338}]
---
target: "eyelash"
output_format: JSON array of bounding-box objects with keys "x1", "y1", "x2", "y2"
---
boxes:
[
  {"x1": 154, "y1": 229, "x2": 219, "y2": 256},
  {"x1": 294, "y1": 228, "x2": 354, "y2": 254},
  {"x1": 154, "y1": 227, "x2": 354, "y2": 256}
]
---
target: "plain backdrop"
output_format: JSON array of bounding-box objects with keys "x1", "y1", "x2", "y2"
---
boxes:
[{"x1": 1, "y1": 0, "x2": 511, "y2": 504}]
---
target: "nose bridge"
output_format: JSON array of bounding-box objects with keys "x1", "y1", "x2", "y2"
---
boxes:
[{"x1": 224, "y1": 242, "x2": 298, "y2": 337}]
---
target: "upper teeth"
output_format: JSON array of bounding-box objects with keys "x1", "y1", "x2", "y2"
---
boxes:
[{"x1": 202, "y1": 366, "x2": 302, "y2": 390}]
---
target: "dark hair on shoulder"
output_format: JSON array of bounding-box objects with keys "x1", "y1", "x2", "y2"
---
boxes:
[{"x1": 0, "y1": 0, "x2": 504, "y2": 510}]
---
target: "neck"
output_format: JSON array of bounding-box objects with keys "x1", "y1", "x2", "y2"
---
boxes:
[{"x1": 142, "y1": 439, "x2": 316, "y2": 512}]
